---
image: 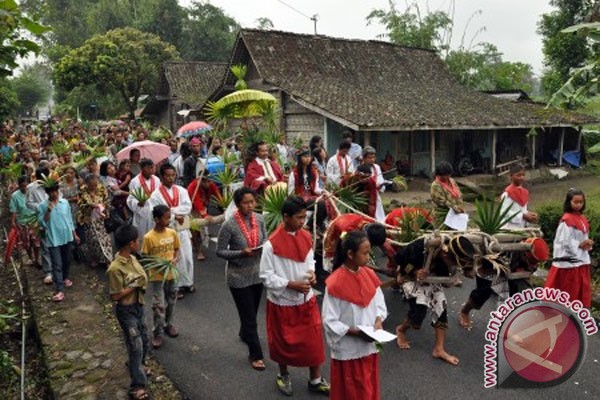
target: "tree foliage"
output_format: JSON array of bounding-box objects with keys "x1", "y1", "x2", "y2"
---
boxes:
[
  {"x1": 11, "y1": 62, "x2": 52, "y2": 116},
  {"x1": 55, "y1": 27, "x2": 180, "y2": 119},
  {"x1": 538, "y1": 0, "x2": 593, "y2": 96},
  {"x1": 0, "y1": 79, "x2": 19, "y2": 120},
  {"x1": 0, "y1": 0, "x2": 50, "y2": 77}
]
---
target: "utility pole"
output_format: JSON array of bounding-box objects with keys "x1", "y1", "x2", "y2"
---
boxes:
[{"x1": 311, "y1": 14, "x2": 319, "y2": 35}]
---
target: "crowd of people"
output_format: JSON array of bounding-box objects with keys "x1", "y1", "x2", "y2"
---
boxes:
[{"x1": 2, "y1": 119, "x2": 594, "y2": 400}]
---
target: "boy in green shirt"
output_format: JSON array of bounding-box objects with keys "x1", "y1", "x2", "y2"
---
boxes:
[{"x1": 107, "y1": 225, "x2": 150, "y2": 400}]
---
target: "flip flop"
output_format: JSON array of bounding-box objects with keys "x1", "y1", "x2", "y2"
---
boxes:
[
  {"x1": 129, "y1": 388, "x2": 151, "y2": 400},
  {"x1": 250, "y1": 359, "x2": 266, "y2": 371}
]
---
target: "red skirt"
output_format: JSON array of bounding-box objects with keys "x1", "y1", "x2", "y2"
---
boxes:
[
  {"x1": 545, "y1": 265, "x2": 591, "y2": 308},
  {"x1": 266, "y1": 297, "x2": 325, "y2": 367},
  {"x1": 331, "y1": 353, "x2": 379, "y2": 400}
]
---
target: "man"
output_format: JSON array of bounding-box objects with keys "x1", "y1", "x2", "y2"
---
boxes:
[
  {"x1": 109, "y1": 131, "x2": 128, "y2": 158},
  {"x1": 325, "y1": 141, "x2": 354, "y2": 186},
  {"x1": 243, "y1": 141, "x2": 284, "y2": 193},
  {"x1": 129, "y1": 149, "x2": 141, "y2": 177},
  {"x1": 362, "y1": 146, "x2": 386, "y2": 222},
  {"x1": 260, "y1": 196, "x2": 329, "y2": 396},
  {"x1": 10, "y1": 176, "x2": 40, "y2": 267},
  {"x1": 149, "y1": 164, "x2": 195, "y2": 295},
  {"x1": 167, "y1": 138, "x2": 180, "y2": 166},
  {"x1": 183, "y1": 137, "x2": 205, "y2": 188},
  {"x1": 27, "y1": 167, "x2": 53, "y2": 283},
  {"x1": 342, "y1": 130, "x2": 362, "y2": 169},
  {"x1": 127, "y1": 158, "x2": 161, "y2": 246},
  {"x1": 187, "y1": 176, "x2": 220, "y2": 261}
]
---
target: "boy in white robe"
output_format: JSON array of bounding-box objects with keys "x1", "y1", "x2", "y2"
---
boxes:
[
  {"x1": 126, "y1": 158, "x2": 161, "y2": 247},
  {"x1": 326, "y1": 141, "x2": 355, "y2": 186}
]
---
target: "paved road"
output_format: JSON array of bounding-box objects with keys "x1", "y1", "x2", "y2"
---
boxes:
[{"x1": 143, "y1": 242, "x2": 600, "y2": 400}]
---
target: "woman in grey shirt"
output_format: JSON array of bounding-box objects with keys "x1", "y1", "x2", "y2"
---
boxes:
[{"x1": 216, "y1": 186, "x2": 267, "y2": 371}]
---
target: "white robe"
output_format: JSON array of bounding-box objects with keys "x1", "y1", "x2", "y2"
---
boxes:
[
  {"x1": 322, "y1": 286, "x2": 387, "y2": 360},
  {"x1": 499, "y1": 192, "x2": 528, "y2": 229},
  {"x1": 126, "y1": 174, "x2": 161, "y2": 245},
  {"x1": 259, "y1": 239, "x2": 315, "y2": 306},
  {"x1": 149, "y1": 185, "x2": 195, "y2": 287},
  {"x1": 553, "y1": 221, "x2": 590, "y2": 268},
  {"x1": 326, "y1": 153, "x2": 355, "y2": 186},
  {"x1": 370, "y1": 164, "x2": 386, "y2": 222}
]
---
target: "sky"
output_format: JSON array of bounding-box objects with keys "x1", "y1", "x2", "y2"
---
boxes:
[{"x1": 181, "y1": 0, "x2": 555, "y2": 76}]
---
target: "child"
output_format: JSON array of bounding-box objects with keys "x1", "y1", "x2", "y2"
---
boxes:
[
  {"x1": 142, "y1": 205, "x2": 181, "y2": 349},
  {"x1": 106, "y1": 225, "x2": 150, "y2": 400},
  {"x1": 545, "y1": 188, "x2": 593, "y2": 307},
  {"x1": 38, "y1": 182, "x2": 80, "y2": 302},
  {"x1": 10, "y1": 175, "x2": 40, "y2": 266},
  {"x1": 322, "y1": 231, "x2": 387, "y2": 400},
  {"x1": 500, "y1": 163, "x2": 538, "y2": 229},
  {"x1": 259, "y1": 196, "x2": 330, "y2": 396}
]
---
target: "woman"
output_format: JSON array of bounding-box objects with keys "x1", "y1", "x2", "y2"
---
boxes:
[
  {"x1": 99, "y1": 160, "x2": 130, "y2": 220},
  {"x1": 288, "y1": 147, "x2": 322, "y2": 202},
  {"x1": 216, "y1": 187, "x2": 267, "y2": 371},
  {"x1": 59, "y1": 166, "x2": 80, "y2": 222},
  {"x1": 430, "y1": 161, "x2": 464, "y2": 228},
  {"x1": 77, "y1": 174, "x2": 113, "y2": 267},
  {"x1": 312, "y1": 147, "x2": 328, "y2": 190}
]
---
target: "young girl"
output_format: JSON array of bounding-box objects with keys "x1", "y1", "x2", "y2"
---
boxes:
[
  {"x1": 322, "y1": 230, "x2": 387, "y2": 400},
  {"x1": 545, "y1": 188, "x2": 593, "y2": 307},
  {"x1": 288, "y1": 147, "x2": 322, "y2": 202}
]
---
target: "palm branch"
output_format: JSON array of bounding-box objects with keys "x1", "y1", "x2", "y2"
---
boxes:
[
  {"x1": 473, "y1": 195, "x2": 520, "y2": 234},
  {"x1": 130, "y1": 187, "x2": 150, "y2": 203},
  {"x1": 0, "y1": 163, "x2": 23, "y2": 182},
  {"x1": 395, "y1": 210, "x2": 428, "y2": 242},
  {"x1": 211, "y1": 164, "x2": 240, "y2": 187},
  {"x1": 259, "y1": 184, "x2": 289, "y2": 234},
  {"x1": 139, "y1": 254, "x2": 179, "y2": 285},
  {"x1": 52, "y1": 141, "x2": 70, "y2": 157},
  {"x1": 149, "y1": 126, "x2": 172, "y2": 142},
  {"x1": 231, "y1": 64, "x2": 248, "y2": 91},
  {"x1": 326, "y1": 183, "x2": 368, "y2": 214},
  {"x1": 211, "y1": 191, "x2": 234, "y2": 210}
]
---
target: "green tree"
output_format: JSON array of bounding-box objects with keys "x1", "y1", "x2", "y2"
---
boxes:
[
  {"x1": 138, "y1": 0, "x2": 185, "y2": 48},
  {"x1": 256, "y1": 17, "x2": 274, "y2": 30},
  {"x1": 0, "y1": 0, "x2": 50, "y2": 77},
  {"x1": 538, "y1": 0, "x2": 593, "y2": 96},
  {"x1": 11, "y1": 62, "x2": 52, "y2": 116},
  {"x1": 0, "y1": 79, "x2": 19, "y2": 120},
  {"x1": 55, "y1": 27, "x2": 180, "y2": 119},
  {"x1": 179, "y1": 1, "x2": 239, "y2": 61}
]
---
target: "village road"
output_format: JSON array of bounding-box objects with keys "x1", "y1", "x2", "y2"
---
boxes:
[{"x1": 139, "y1": 242, "x2": 600, "y2": 400}]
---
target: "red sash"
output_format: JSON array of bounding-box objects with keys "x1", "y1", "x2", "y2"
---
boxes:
[
  {"x1": 235, "y1": 211, "x2": 260, "y2": 248},
  {"x1": 504, "y1": 184, "x2": 528, "y2": 207},
  {"x1": 561, "y1": 212, "x2": 589, "y2": 234},
  {"x1": 336, "y1": 153, "x2": 348, "y2": 175},
  {"x1": 435, "y1": 176, "x2": 461, "y2": 199},
  {"x1": 326, "y1": 267, "x2": 380, "y2": 307},
  {"x1": 159, "y1": 185, "x2": 179, "y2": 208},
  {"x1": 269, "y1": 225, "x2": 312, "y2": 263},
  {"x1": 138, "y1": 175, "x2": 156, "y2": 196}
]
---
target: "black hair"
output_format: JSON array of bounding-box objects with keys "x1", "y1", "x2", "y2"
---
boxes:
[
  {"x1": 130, "y1": 148, "x2": 141, "y2": 156},
  {"x1": 212, "y1": 145, "x2": 222, "y2": 156},
  {"x1": 35, "y1": 167, "x2": 50, "y2": 181},
  {"x1": 18, "y1": 175, "x2": 29, "y2": 186},
  {"x1": 139, "y1": 158, "x2": 154, "y2": 169},
  {"x1": 563, "y1": 188, "x2": 586, "y2": 213},
  {"x1": 309, "y1": 135, "x2": 322, "y2": 151},
  {"x1": 312, "y1": 147, "x2": 324, "y2": 164},
  {"x1": 114, "y1": 224, "x2": 139, "y2": 250},
  {"x1": 332, "y1": 230, "x2": 369, "y2": 270},
  {"x1": 357, "y1": 164, "x2": 372, "y2": 175},
  {"x1": 159, "y1": 163, "x2": 176, "y2": 177},
  {"x1": 44, "y1": 185, "x2": 59, "y2": 194},
  {"x1": 281, "y1": 196, "x2": 306, "y2": 217},
  {"x1": 434, "y1": 161, "x2": 453, "y2": 177},
  {"x1": 509, "y1": 163, "x2": 525, "y2": 175},
  {"x1": 250, "y1": 141, "x2": 267, "y2": 157},
  {"x1": 179, "y1": 142, "x2": 191, "y2": 158},
  {"x1": 365, "y1": 223, "x2": 386, "y2": 247},
  {"x1": 342, "y1": 130, "x2": 354, "y2": 140},
  {"x1": 99, "y1": 160, "x2": 114, "y2": 177},
  {"x1": 152, "y1": 204, "x2": 171, "y2": 219},
  {"x1": 295, "y1": 150, "x2": 315, "y2": 190},
  {"x1": 233, "y1": 186, "x2": 256, "y2": 207},
  {"x1": 338, "y1": 141, "x2": 351, "y2": 151}
]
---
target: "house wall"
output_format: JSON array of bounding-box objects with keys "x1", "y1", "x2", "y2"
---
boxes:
[{"x1": 283, "y1": 97, "x2": 325, "y2": 145}]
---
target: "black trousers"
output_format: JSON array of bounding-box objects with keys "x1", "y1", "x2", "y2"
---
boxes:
[
  {"x1": 469, "y1": 276, "x2": 532, "y2": 309},
  {"x1": 229, "y1": 283, "x2": 264, "y2": 361}
]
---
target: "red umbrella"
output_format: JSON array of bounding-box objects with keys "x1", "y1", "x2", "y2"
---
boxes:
[
  {"x1": 176, "y1": 121, "x2": 213, "y2": 138},
  {"x1": 116, "y1": 140, "x2": 171, "y2": 164}
]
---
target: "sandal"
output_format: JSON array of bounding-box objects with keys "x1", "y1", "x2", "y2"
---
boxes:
[
  {"x1": 129, "y1": 388, "x2": 151, "y2": 400},
  {"x1": 52, "y1": 292, "x2": 65, "y2": 302},
  {"x1": 250, "y1": 359, "x2": 266, "y2": 371},
  {"x1": 187, "y1": 285, "x2": 196, "y2": 293}
]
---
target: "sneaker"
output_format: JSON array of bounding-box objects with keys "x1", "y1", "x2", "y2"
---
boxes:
[
  {"x1": 151, "y1": 335, "x2": 163, "y2": 349},
  {"x1": 43, "y1": 275, "x2": 53, "y2": 284},
  {"x1": 307, "y1": 377, "x2": 330, "y2": 395},
  {"x1": 164, "y1": 325, "x2": 179, "y2": 338},
  {"x1": 64, "y1": 279, "x2": 73, "y2": 288},
  {"x1": 52, "y1": 292, "x2": 65, "y2": 302},
  {"x1": 276, "y1": 374, "x2": 293, "y2": 396}
]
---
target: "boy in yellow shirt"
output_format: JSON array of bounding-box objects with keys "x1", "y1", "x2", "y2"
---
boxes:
[
  {"x1": 107, "y1": 225, "x2": 150, "y2": 400},
  {"x1": 142, "y1": 204, "x2": 181, "y2": 349}
]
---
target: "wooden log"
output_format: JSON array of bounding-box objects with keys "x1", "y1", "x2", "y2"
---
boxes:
[{"x1": 506, "y1": 271, "x2": 532, "y2": 280}]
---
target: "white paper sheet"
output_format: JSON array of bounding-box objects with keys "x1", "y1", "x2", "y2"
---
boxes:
[
  {"x1": 444, "y1": 209, "x2": 469, "y2": 230},
  {"x1": 357, "y1": 325, "x2": 397, "y2": 343}
]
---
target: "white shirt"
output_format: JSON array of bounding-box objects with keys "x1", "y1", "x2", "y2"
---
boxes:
[
  {"x1": 500, "y1": 192, "x2": 527, "y2": 229},
  {"x1": 255, "y1": 157, "x2": 276, "y2": 182},
  {"x1": 349, "y1": 143, "x2": 362, "y2": 169},
  {"x1": 552, "y1": 221, "x2": 591, "y2": 268},
  {"x1": 259, "y1": 239, "x2": 315, "y2": 306},
  {"x1": 126, "y1": 174, "x2": 161, "y2": 238},
  {"x1": 326, "y1": 152, "x2": 355, "y2": 186},
  {"x1": 322, "y1": 286, "x2": 387, "y2": 360}
]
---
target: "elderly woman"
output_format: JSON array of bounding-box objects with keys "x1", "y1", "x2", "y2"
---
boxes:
[
  {"x1": 99, "y1": 160, "x2": 130, "y2": 221},
  {"x1": 430, "y1": 161, "x2": 464, "y2": 228},
  {"x1": 216, "y1": 187, "x2": 267, "y2": 371},
  {"x1": 77, "y1": 174, "x2": 113, "y2": 267}
]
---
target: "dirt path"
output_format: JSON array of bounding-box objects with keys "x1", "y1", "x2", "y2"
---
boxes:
[{"x1": 527, "y1": 175, "x2": 600, "y2": 208}]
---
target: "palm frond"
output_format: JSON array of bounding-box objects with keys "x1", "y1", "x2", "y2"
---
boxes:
[
  {"x1": 327, "y1": 183, "x2": 368, "y2": 214},
  {"x1": 139, "y1": 254, "x2": 178, "y2": 285},
  {"x1": 473, "y1": 195, "x2": 520, "y2": 234},
  {"x1": 130, "y1": 187, "x2": 150, "y2": 203},
  {"x1": 211, "y1": 191, "x2": 234, "y2": 210},
  {"x1": 52, "y1": 141, "x2": 70, "y2": 157},
  {"x1": 259, "y1": 184, "x2": 289, "y2": 234}
]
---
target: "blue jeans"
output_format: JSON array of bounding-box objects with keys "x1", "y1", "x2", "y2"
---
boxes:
[
  {"x1": 49, "y1": 242, "x2": 72, "y2": 292},
  {"x1": 115, "y1": 303, "x2": 149, "y2": 391},
  {"x1": 151, "y1": 280, "x2": 178, "y2": 336},
  {"x1": 41, "y1": 239, "x2": 52, "y2": 275}
]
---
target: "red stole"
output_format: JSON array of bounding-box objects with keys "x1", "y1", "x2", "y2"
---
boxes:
[
  {"x1": 159, "y1": 185, "x2": 179, "y2": 208},
  {"x1": 561, "y1": 212, "x2": 589, "y2": 234},
  {"x1": 326, "y1": 267, "x2": 380, "y2": 307},
  {"x1": 293, "y1": 167, "x2": 317, "y2": 197},
  {"x1": 336, "y1": 153, "x2": 348, "y2": 175},
  {"x1": 504, "y1": 184, "x2": 529, "y2": 207},
  {"x1": 269, "y1": 225, "x2": 313, "y2": 263},
  {"x1": 138, "y1": 175, "x2": 156, "y2": 196},
  {"x1": 435, "y1": 176, "x2": 460, "y2": 199}
]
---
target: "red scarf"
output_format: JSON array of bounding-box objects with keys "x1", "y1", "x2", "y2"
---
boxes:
[
  {"x1": 293, "y1": 167, "x2": 317, "y2": 197},
  {"x1": 504, "y1": 184, "x2": 529, "y2": 207},
  {"x1": 138, "y1": 174, "x2": 156, "y2": 196},
  {"x1": 326, "y1": 267, "x2": 380, "y2": 307},
  {"x1": 336, "y1": 153, "x2": 348, "y2": 175},
  {"x1": 269, "y1": 225, "x2": 313, "y2": 263},
  {"x1": 561, "y1": 212, "x2": 589, "y2": 234},
  {"x1": 435, "y1": 176, "x2": 461, "y2": 199},
  {"x1": 235, "y1": 211, "x2": 260, "y2": 248},
  {"x1": 159, "y1": 185, "x2": 179, "y2": 208}
]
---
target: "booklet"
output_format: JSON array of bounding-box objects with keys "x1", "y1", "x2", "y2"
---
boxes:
[
  {"x1": 357, "y1": 325, "x2": 397, "y2": 343},
  {"x1": 444, "y1": 208, "x2": 469, "y2": 231}
]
